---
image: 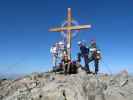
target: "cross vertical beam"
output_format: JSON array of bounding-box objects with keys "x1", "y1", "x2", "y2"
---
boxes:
[{"x1": 67, "y1": 8, "x2": 72, "y2": 59}]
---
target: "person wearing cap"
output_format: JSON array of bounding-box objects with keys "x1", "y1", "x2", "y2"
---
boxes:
[
  {"x1": 58, "y1": 41, "x2": 68, "y2": 60},
  {"x1": 77, "y1": 41, "x2": 90, "y2": 73},
  {"x1": 58, "y1": 41, "x2": 64, "y2": 50},
  {"x1": 50, "y1": 44, "x2": 58, "y2": 69},
  {"x1": 88, "y1": 40, "x2": 101, "y2": 74}
]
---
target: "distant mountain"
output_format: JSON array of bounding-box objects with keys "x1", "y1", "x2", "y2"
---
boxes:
[{"x1": 0, "y1": 73, "x2": 25, "y2": 80}]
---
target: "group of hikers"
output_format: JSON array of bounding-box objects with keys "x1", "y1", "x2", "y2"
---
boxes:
[{"x1": 50, "y1": 40, "x2": 101, "y2": 75}]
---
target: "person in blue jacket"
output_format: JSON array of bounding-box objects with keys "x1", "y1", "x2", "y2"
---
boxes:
[{"x1": 77, "y1": 41, "x2": 90, "y2": 73}]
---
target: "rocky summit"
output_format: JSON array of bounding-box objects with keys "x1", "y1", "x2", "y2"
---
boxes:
[{"x1": 0, "y1": 69, "x2": 133, "y2": 100}]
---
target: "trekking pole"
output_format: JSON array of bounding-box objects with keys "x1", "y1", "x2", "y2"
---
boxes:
[{"x1": 101, "y1": 59, "x2": 113, "y2": 75}]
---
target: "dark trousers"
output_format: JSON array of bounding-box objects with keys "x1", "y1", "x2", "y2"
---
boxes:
[
  {"x1": 89, "y1": 56, "x2": 99, "y2": 74},
  {"x1": 63, "y1": 63, "x2": 70, "y2": 75},
  {"x1": 78, "y1": 53, "x2": 90, "y2": 72}
]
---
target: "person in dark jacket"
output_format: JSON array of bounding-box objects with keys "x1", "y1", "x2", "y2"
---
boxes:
[{"x1": 77, "y1": 41, "x2": 90, "y2": 73}]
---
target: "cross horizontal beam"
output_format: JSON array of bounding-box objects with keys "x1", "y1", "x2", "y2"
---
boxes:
[{"x1": 49, "y1": 25, "x2": 91, "y2": 32}]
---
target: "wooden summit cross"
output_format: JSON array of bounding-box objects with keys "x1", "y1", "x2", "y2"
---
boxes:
[{"x1": 49, "y1": 8, "x2": 91, "y2": 59}]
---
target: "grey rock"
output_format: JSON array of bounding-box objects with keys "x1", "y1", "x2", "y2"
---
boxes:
[{"x1": 0, "y1": 70, "x2": 132, "y2": 100}]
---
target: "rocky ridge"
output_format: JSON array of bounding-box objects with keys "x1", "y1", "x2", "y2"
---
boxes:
[{"x1": 0, "y1": 68, "x2": 133, "y2": 100}]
